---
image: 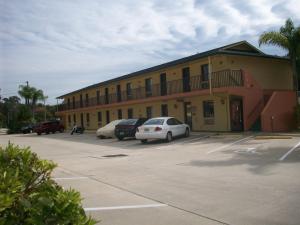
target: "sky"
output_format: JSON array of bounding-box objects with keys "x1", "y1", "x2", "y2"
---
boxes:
[{"x1": 1, "y1": 0, "x2": 300, "y2": 104}]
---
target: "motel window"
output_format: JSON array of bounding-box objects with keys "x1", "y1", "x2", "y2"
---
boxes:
[
  {"x1": 126, "y1": 83, "x2": 132, "y2": 99},
  {"x1": 97, "y1": 112, "x2": 102, "y2": 122},
  {"x1": 72, "y1": 96, "x2": 75, "y2": 109},
  {"x1": 128, "y1": 108, "x2": 133, "y2": 119},
  {"x1": 105, "y1": 88, "x2": 109, "y2": 104},
  {"x1": 203, "y1": 101, "x2": 214, "y2": 118},
  {"x1": 161, "y1": 104, "x2": 168, "y2": 117},
  {"x1": 85, "y1": 93, "x2": 89, "y2": 107},
  {"x1": 201, "y1": 64, "x2": 209, "y2": 82},
  {"x1": 146, "y1": 106, "x2": 152, "y2": 119},
  {"x1": 118, "y1": 109, "x2": 122, "y2": 119},
  {"x1": 86, "y1": 113, "x2": 90, "y2": 126},
  {"x1": 68, "y1": 115, "x2": 71, "y2": 124},
  {"x1": 96, "y1": 90, "x2": 100, "y2": 104},
  {"x1": 145, "y1": 78, "x2": 152, "y2": 97},
  {"x1": 73, "y1": 114, "x2": 76, "y2": 124},
  {"x1": 106, "y1": 110, "x2": 110, "y2": 124},
  {"x1": 80, "y1": 94, "x2": 83, "y2": 107},
  {"x1": 67, "y1": 98, "x2": 70, "y2": 109},
  {"x1": 80, "y1": 113, "x2": 84, "y2": 127}
]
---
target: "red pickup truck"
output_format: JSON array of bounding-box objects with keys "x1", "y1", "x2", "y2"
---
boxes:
[{"x1": 34, "y1": 121, "x2": 64, "y2": 135}]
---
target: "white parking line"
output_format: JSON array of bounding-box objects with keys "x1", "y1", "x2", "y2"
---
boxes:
[
  {"x1": 279, "y1": 141, "x2": 300, "y2": 161},
  {"x1": 53, "y1": 176, "x2": 89, "y2": 180},
  {"x1": 207, "y1": 136, "x2": 254, "y2": 154},
  {"x1": 84, "y1": 203, "x2": 168, "y2": 211},
  {"x1": 181, "y1": 135, "x2": 210, "y2": 144},
  {"x1": 154, "y1": 136, "x2": 210, "y2": 150}
]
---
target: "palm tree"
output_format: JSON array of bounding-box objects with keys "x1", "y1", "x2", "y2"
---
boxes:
[
  {"x1": 30, "y1": 88, "x2": 45, "y2": 120},
  {"x1": 18, "y1": 85, "x2": 45, "y2": 120},
  {"x1": 18, "y1": 85, "x2": 33, "y2": 105},
  {"x1": 259, "y1": 18, "x2": 300, "y2": 90}
]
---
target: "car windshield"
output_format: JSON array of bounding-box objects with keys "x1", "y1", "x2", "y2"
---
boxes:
[
  {"x1": 118, "y1": 119, "x2": 138, "y2": 125},
  {"x1": 144, "y1": 119, "x2": 164, "y2": 125}
]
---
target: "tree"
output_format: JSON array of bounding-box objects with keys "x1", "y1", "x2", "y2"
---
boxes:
[
  {"x1": 259, "y1": 18, "x2": 300, "y2": 90},
  {"x1": 18, "y1": 85, "x2": 32, "y2": 105},
  {"x1": 18, "y1": 85, "x2": 45, "y2": 120},
  {"x1": 0, "y1": 144, "x2": 96, "y2": 225}
]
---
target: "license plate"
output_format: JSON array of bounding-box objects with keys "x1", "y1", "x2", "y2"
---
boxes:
[
  {"x1": 144, "y1": 128, "x2": 149, "y2": 132},
  {"x1": 119, "y1": 132, "x2": 124, "y2": 135}
]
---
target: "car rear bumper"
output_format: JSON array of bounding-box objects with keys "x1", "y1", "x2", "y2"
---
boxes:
[{"x1": 135, "y1": 131, "x2": 167, "y2": 140}]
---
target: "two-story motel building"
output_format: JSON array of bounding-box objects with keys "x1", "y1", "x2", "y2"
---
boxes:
[{"x1": 56, "y1": 41, "x2": 297, "y2": 132}]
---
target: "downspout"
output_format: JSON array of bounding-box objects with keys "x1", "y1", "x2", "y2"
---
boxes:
[{"x1": 208, "y1": 56, "x2": 212, "y2": 95}]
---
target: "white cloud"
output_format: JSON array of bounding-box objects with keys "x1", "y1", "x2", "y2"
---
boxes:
[{"x1": 0, "y1": 0, "x2": 299, "y2": 103}]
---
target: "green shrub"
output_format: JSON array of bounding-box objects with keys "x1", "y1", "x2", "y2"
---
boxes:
[{"x1": 0, "y1": 144, "x2": 96, "y2": 225}]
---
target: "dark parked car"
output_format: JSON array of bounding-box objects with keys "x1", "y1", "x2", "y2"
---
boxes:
[
  {"x1": 21, "y1": 124, "x2": 36, "y2": 134},
  {"x1": 34, "y1": 121, "x2": 65, "y2": 135},
  {"x1": 115, "y1": 118, "x2": 147, "y2": 140}
]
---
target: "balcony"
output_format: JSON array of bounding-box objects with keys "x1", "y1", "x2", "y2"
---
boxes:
[{"x1": 58, "y1": 69, "x2": 243, "y2": 111}]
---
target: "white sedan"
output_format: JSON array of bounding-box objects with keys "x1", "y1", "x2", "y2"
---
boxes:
[
  {"x1": 96, "y1": 119, "x2": 124, "y2": 138},
  {"x1": 135, "y1": 117, "x2": 190, "y2": 143}
]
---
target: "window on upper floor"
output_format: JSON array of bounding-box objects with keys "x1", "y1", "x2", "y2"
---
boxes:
[
  {"x1": 105, "y1": 88, "x2": 109, "y2": 104},
  {"x1": 72, "y1": 96, "x2": 75, "y2": 109},
  {"x1": 201, "y1": 64, "x2": 209, "y2": 89},
  {"x1": 67, "y1": 98, "x2": 70, "y2": 109},
  {"x1": 117, "y1": 85, "x2": 122, "y2": 102},
  {"x1": 80, "y1": 94, "x2": 83, "y2": 108},
  {"x1": 145, "y1": 78, "x2": 152, "y2": 97},
  {"x1": 96, "y1": 90, "x2": 100, "y2": 104},
  {"x1": 85, "y1": 93, "x2": 89, "y2": 107},
  {"x1": 126, "y1": 83, "x2": 132, "y2": 99}
]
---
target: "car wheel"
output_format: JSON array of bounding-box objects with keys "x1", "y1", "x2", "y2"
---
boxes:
[
  {"x1": 99, "y1": 135, "x2": 105, "y2": 139},
  {"x1": 59, "y1": 128, "x2": 64, "y2": 133},
  {"x1": 141, "y1": 139, "x2": 147, "y2": 144},
  {"x1": 166, "y1": 132, "x2": 172, "y2": 142},
  {"x1": 185, "y1": 128, "x2": 190, "y2": 137},
  {"x1": 117, "y1": 136, "x2": 124, "y2": 141},
  {"x1": 52, "y1": 131, "x2": 55, "y2": 134},
  {"x1": 46, "y1": 132, "x2": 49, "y2": 135},
  {"x1": 37, "y1": 132, "x2": 41, "y2": 135}
]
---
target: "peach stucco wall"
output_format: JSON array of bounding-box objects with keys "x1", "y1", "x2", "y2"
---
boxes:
[{"x1": 261, "y1": 91, "x2": 296, "y2": 132}]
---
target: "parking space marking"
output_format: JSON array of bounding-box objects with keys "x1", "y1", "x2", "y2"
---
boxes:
[
  {"x1": 84, "y1": 203, "x2": 168, "y2": 211},
  {"x1": 154, "y1": 135, "x2": 211, "y2": 150},
  {"x1": 53, "y1": 176, "x2": 89, "y2": 180},
  {"x1": 279, "y1": 141, "x2": 300, "y2": 161},
  {"x1": 234, "y1": 147, "x2": 261, "y2": 155},
  {"x1": 207, "y1": 135, "x2": 254, "y2": 154},
  {"x1": 180, "y1": 135, "x2": 210, "y2": 144}
]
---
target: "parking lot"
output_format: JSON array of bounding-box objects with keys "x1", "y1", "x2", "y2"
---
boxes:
[{"x1": 1, "y1": 132, "x2": 300, "y2": 225}]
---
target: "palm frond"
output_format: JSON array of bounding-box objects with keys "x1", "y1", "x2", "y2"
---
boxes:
[{"x1": 258, "y1": 31, "x2": 289, "y2": 50}]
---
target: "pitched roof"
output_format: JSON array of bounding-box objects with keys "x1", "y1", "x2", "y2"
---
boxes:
[{"x1": 57, "y1": 40, "x2": 288, "y2": 98}]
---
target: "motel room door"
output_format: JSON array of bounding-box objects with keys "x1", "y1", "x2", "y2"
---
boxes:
[
  {"x1": 184, "y1": 102, "x2": 193, "y2": 130},
  {"x1": 230, "y1": 98, "x2": 244, "y2": 131}
]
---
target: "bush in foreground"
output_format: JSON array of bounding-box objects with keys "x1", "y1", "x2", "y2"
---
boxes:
[{"x1": 0, "y1": 144, "x2": 96, "y2": 225}]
